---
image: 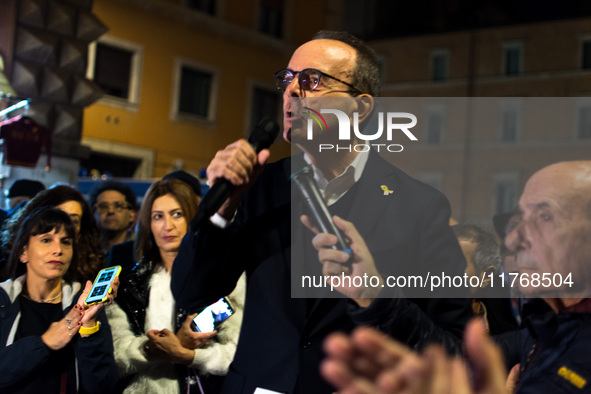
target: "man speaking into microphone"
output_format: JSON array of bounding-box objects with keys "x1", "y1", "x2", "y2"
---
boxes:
[{"x1": 171, "y1": 30, "x2": 472, "y2": 394}]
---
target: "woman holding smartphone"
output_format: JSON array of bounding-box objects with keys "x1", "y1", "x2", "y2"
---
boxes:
[
  {"x1": 0, "y1": 206, "x2": 118, "y2": 393},
  {"x1": 106, "y1": 176, "x2": 245, "y2": 393}
]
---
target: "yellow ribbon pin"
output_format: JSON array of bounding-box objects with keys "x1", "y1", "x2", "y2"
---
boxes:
[{"x1": 381, "y1": 185, "x2": 393, "y2": 196}]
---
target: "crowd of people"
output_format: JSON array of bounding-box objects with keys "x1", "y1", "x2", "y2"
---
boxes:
[
  {"x1": 0, "y1": 171, "x2": 245, "y2": 394},
  {"x1": 1, "y1": 29, "x2": 589, "y2": 394}
]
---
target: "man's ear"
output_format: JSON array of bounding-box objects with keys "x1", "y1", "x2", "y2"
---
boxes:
[
  {"x1": 354, "y1": 95, "x2": 374, "y2": 126},
  {"x1": 480, "y1": 266, "x2": 497, "y2": 288},
  {"x1": 129, "y1": 210, "x2": 138, "y2": 228}
]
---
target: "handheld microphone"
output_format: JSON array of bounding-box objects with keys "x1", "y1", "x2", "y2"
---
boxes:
[
  {"x1": 191, "y1": 117, "x2": 279, "y2": 230},
  {"x1": 290, "y1": 166, "x2": 352, "y2": 255}
]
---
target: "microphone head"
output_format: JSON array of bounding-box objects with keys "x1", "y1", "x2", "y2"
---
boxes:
[
  {"x1": 248, "y1": 117, "x2": 280, "y2": 152},
  {"x1": 289, "y1": 165, "x2": 314, "y2": 182}
]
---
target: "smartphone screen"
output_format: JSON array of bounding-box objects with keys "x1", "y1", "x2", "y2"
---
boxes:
[
  {"x1": 192, "y1": 297, "x2": 234, "y2": 332},
  {"x1": 84, "y1": 266, "x2": 121, "y2": 305}
]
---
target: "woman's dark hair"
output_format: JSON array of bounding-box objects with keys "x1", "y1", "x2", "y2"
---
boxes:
[
  {"x1": 135, "y1": 178, "x2": 199, "y2": 263},
  {"x1": 7, "y1": 207, "x2": 78, "y2": 281},
  {"x1": 1, "y1": 185, "x2": 103, "y2": 282}
]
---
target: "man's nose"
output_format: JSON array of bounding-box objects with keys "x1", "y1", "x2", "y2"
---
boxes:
[{"x1": 284, "y1": 76, "x2": 303, "y2": 98}]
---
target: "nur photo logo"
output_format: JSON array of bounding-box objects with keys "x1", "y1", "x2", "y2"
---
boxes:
[{"x1": 301, "y1": 103, "x2": 419, "y2": 153}]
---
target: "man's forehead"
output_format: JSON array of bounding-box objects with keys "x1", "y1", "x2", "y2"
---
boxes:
[
  {"x1": 290, "y1": 39, "x2": 356, "y2": 69},
  {"x1": 521, "y1": 166, "x2": 587, "y2": 212},
  {"x1": 300, "y1": 38, "x2": 355, "y2": 52},
  {"x1": 520, "y1": 174, "x2": 560, "y2": 206},
  {"x1": 518, "y1": 186, "x2": 585, "y2": 222},
  {"x1": 527, "y1": 162, "x2": 591, "y2": 195},
  {"x1": 98, "y1": 190, "x2": 126, "y2": 200},
  {"x1": 518, "y1": 200, "x2": 552, "y2": 213}
]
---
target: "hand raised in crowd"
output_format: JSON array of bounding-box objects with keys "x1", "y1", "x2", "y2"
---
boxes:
[
  {"x1": 302, "y1": 215, "x2": 384, "y2": 307},
  {"x1": 207, "y1": 139, "x2": 270, "y2": 219},
  {"x1": 321, "y1": 319, "x2": 511, "y2": 394},
  {"x1": 321, "y1": 324, "x2": 424, "y2": 393},
  {"x1": 77, "y1": 277, "x2": 119, "y2": 332},
  {"x1": 463, "y1": 320, "x2": 515, "y2": 394},
  {"x1": 41, "y1": 278, "x2": 119, "y2": 349},
  {"x1": 41, "y1": 304, "x2": 85, "y2": 350},
  {"x1": 176, "y1": 313, "x2": 217, "y2": 350}
]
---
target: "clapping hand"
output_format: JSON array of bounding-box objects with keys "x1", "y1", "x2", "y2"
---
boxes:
[
  {"x1": 321, "y1": 320, "x2": 512, "y2": 394},
  {"x1": 41, "y1": 304, "x2": 85, "y2": 350},
  {"x1": 77, "y1": 277, "x2": 119, "y2": 334}
]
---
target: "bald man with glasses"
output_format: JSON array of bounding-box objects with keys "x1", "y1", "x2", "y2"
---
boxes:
[
  {"x1": 172, "y1": 30, "x2": 472, "y2": 394},
  {"x1": 320, "y1": 161, "x2": 591, "y2": 394}
]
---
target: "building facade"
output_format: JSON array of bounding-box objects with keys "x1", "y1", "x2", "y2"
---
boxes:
[
  {"x1": 368, "y1": 17, "x2": 591, "y2": 225},
  {"x1": 82, "y1": 0, "x2": 337, "y2": 178}
]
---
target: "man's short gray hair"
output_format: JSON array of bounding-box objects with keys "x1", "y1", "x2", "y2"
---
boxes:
[{"x1": 453, "y1": 224, "x2": 502, "y2": 274}]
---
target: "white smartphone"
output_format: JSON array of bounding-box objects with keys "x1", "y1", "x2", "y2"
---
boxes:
[
  {"x1": 191, "y1": 297, "x2": 235, "y2": 332},
  {"x1": 84, "y1": 266, "x2": 121, "y2": 306}
]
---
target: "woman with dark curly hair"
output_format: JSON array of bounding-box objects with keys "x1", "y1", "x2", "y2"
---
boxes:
[
  {"x1": 1, "y1": 185, "x2": 104, "y2": 282},
  {"x1": 0, "y1": 206, "x2": 118, "y2": 393}
]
